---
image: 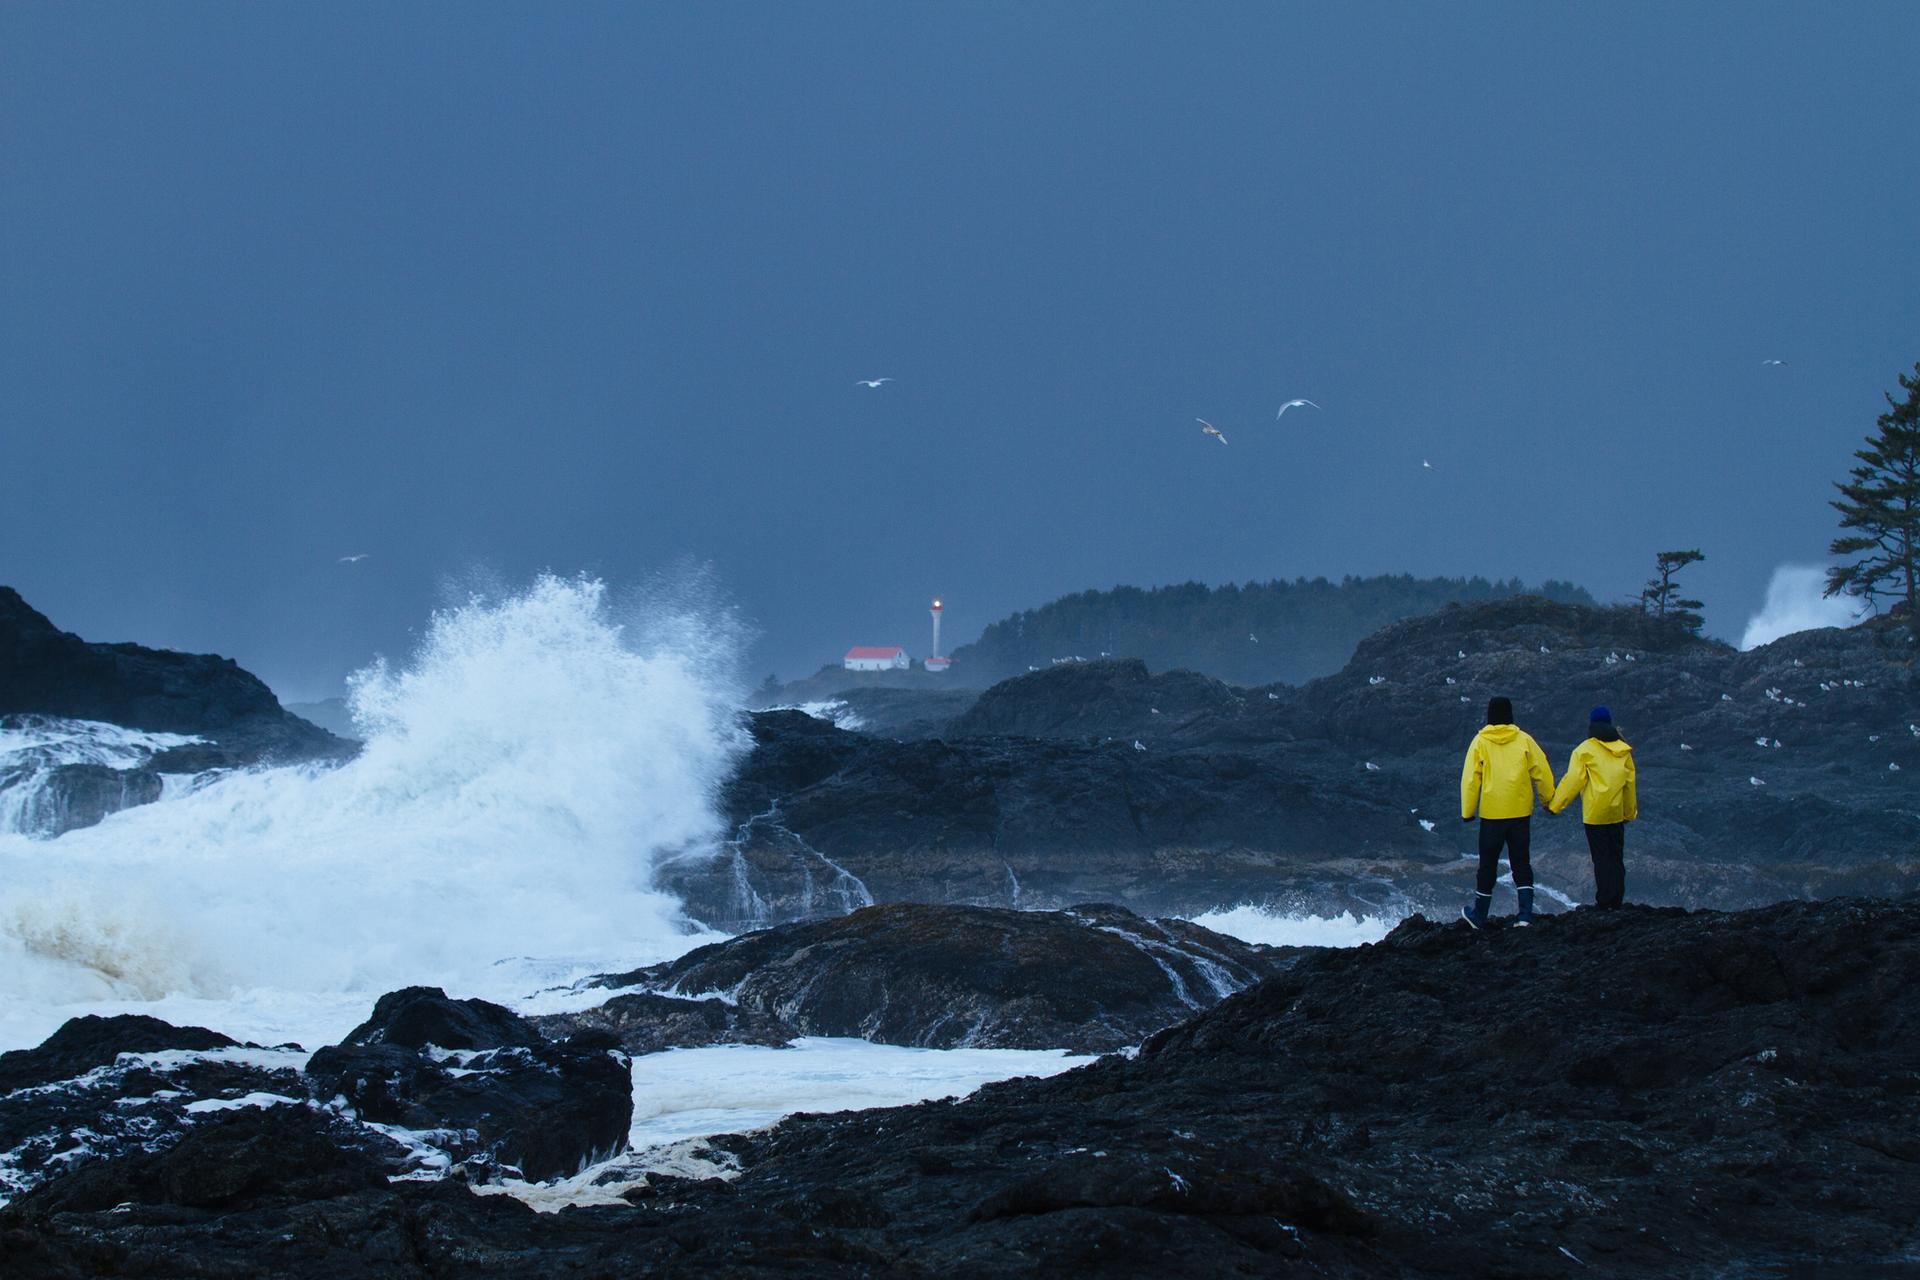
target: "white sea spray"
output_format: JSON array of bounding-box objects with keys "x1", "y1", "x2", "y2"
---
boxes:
[{"x1": 0, "y1": 574, "x2": 749, "y2": 1040}]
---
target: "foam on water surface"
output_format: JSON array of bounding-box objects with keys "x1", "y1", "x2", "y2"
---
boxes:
[
  {"x1": 478, "y1": 1037, "x2": 1096, "y2": 1211},
  {"x1": 1187, "y1": 905, "x2": 1399, "y2": 949}
]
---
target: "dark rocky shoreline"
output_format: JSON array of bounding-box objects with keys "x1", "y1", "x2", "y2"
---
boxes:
[
  {"x1": 672, "y1": 600, "x2": 1919, "y2": 929},
  {"x1": 0, "y1": 904, "x2": 1271, "y2": 1207},
  {"x1": 7, "y1": 584, "x2": 1912, "y2": 920},
  {"x1": 5, "y1": 896, "x2": 1916, "y2": 1277}
]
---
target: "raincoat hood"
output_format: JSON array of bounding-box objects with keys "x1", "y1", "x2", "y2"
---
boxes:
[
  {"x1": 1461, "y1": 724, "x2": 1555, "y2": 820},
  {"x1": 1550, "y1": 734, "x2": 1638, "y2": 824}
]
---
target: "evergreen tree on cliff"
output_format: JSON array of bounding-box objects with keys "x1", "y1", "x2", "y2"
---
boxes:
[
  {"x1": 1639, "y1": 549, "x2": 1706, "y2": 634},
  {"x1": 1826, "y1": 362, "x2": 1920, "y2": 617}
]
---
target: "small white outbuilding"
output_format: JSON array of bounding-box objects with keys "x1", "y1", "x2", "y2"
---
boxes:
[{"x1": 844, "y1": 645, "x2": 910, "y2": 672}]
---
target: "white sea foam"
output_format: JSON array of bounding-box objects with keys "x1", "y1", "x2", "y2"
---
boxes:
[
  {"x1": 625, "y1": 1037, "x2": 1093, "y2": 1151},
  {"x1": 476, "y1": 1037, "x2": 1095, "y2": 1211},
  {"x1": 761, "y1": 699, "x2": 865, "y2": 731},
  {"x1": 0, "y1": 574, "x2": 748, "y2": 1047},
  {"x1": 0, "y1": 717, "x2": 205, "y2": 837},
  {"x1": 1187, "y1": 905, "x2": 1398, "y2": 949}
]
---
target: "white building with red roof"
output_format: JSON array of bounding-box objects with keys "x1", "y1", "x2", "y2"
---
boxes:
[{"x1": 843, "y1": 645, "x2": 910, "y2": 672}]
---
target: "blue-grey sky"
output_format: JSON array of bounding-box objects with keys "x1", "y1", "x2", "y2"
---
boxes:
[{"x1": 3, "y1": 3, "x2": 1915, "y2": 698}]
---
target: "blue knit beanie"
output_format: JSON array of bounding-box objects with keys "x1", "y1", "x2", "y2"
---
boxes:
[{"x1": 1590, "y1": 705, "x2": 1612, "y2": 724}]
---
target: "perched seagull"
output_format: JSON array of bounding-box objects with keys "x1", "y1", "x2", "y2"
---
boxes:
[
  {"x1": 854, "y1": 377, "x2": 893, "y2": 389},
  {"x1": 1275, "y1": 398, "x2": 1320, "y2": 420},
  {"x1": 338, "y1": 554, "x2": 369, "y2": 563},
  {"x1": 1761, "y1": 359, "x2": 1786, "y2": 367},
  {"x1": 1197, "y1": 418, "x2": 1228, "y2": 445}
]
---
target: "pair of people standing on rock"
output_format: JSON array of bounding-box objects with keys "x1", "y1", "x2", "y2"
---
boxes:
[{"x1": 1458, "y1": 696, "x2": 1636, "y2": 928}]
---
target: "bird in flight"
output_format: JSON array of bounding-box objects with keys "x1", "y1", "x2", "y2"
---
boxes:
[
  {"x1": 338, "y1": 554, "x2": 369, "y2": 564},
  {"x1": 855, "y1": 378, "x2": 893, "y2": 389},
  {"x1": 1422, "y1": 459, "x2": 1433, "y2": 470},
  {"x1": 1197, "y1": 418, "x2": 1228, "y2": 445},
  {"x1": 1761, "y1": 359, "x2": 1786, "y2": 367},
  {"x1": 1276, "y1": 398, "x2": 1320, "y2": 420}
]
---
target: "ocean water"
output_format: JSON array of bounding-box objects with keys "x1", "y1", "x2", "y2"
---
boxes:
[
  {"x1": 0, "y1": 576, "x2": 1119, "y2": 1189},
  {"x1": 474, "y1": 1037, "x2": 1095, "y2": 1210},
  {"x1": 0, "y1": 576, "x2": 1404, "y2": 1188}
]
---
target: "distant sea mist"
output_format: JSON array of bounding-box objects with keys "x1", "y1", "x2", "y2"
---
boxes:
[{"x1": 1741, "y1": 564, "x2": 1868, "y2": 650}]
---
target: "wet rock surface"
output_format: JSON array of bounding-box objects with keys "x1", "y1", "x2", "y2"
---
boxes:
[
  {"x1": 0, "y1": 1014, "x2": 240, "y2": 1093},
  {"x1": 306, "y1": 988, "x2": 633, "y2": 1183},
  {"x1": 0, "y1": 1021, "x2": 327, "y2": 1205},
  {"x1": 527, "y1": 992, "x2": 796, "y2": 1055},
  {"x1": 589, "y1": 902, "x2": 1287, "y2": 1052},
  {"x1": 0, "y1": 991, "x2": 631, "y2": 1205},
  {"x1": 662, "y1": 708, "x2": 1438, "y2": 932},
  {"x1": 668, "y1": 600, "x2": 1920, "y2": 928},
  {"x1": 7, "y1": 897, "x2": 1917, "y2": 1277}
]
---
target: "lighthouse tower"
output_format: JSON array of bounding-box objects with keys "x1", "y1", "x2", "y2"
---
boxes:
[{"x1": 925, "y1": 598, "x2": 951, "y2": 672}]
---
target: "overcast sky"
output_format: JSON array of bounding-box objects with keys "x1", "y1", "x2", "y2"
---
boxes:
[{"x1": 3, "y1": 3, "x2": 1915, "y2": 698}]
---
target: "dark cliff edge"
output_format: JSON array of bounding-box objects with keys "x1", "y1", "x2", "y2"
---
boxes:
[
  {"x1": 4, "y1": 896, "x2": 1914, "y2": 1277},
  {"x1": 0, "y1": 586, "x2": 349, "y2": 761},
  {"x1": 0, "y1": 587, "x2": 356, "y2": 831}
]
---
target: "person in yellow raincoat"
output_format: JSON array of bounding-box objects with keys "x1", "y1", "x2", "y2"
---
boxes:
[
  {"x1": 1459, "y1": 696, "x2": 1555, "y2": 928},
  {"x1": 1547, "y1": 706, "x2": 1637, "y2": 908}
]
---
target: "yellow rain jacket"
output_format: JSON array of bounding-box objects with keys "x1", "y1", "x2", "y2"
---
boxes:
[
  {"x1": 1460, "y1": 724, "x2": 1556, "y2": 820},
  {"x1": 1549, "y1": 735, "x2": 1638, "y2": 824}
]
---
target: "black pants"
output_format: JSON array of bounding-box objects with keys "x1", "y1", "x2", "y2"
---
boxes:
[
  {"x1": 1585, "y1": 822, "x2": 1626, "y2": 908},
  {"x1": 1475, "y1": 816, "x2": 1533, "y2": 895}
]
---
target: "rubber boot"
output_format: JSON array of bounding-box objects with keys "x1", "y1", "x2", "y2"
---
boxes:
[
  {"x1": 1460, "y1": 891, "x2": 1491, "y2": 930},
  {"x1": 1515, "y1": 885, "x2": 1535, "y2": 927}
]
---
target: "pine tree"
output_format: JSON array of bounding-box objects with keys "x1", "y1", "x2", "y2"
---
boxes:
[
  {"x1": 1826, "y1": 362, "x2": 1920, "y2": 617},
  {"x1": 1640, "y1": 549, "x2": 1706, "y2": 634}
]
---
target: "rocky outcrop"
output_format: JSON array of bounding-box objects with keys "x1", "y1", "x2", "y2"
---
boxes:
[
  {"x1": 2, "y1": 762, "x2": 165, "y2": 835},
  {"x1": 0, "y1": 1014, "x2": 239, "y2": 1093},
  {"x1": 0, "y1": 1020, "x2": 330, "y2": 1206},
  {"x1": 0, "y1": 588, "x2": 349, "y2": 764},
  {"x1": 0, "y1": 588, "x2": 356, "y2": 833},
  {"x1": 305, "y1": 988, "x2": 633, "y2": 1183},
  {"x1": 3, "y1": 1105, "x2": 391, "y2": 1221},
  {"x1": 659, "y1": 709, "x2": 1441, "y2": 931},
  {"x1": 669, "y1": 600, "x2": 1920, "y2": 928},
  {"x1": 0, "y1": 991, "x2": 633, "y2": 1206},
  {"x1": 947, "y1": 657, "x2": 1248, "y2": 743},
  {"x1": 7, "y1": 896, "x2": 1916, "y2": 1276},
  {"x1": 527, "y1": 992, "x2": 796, "y2": 1055},
  {"x1": 587, "y1": 902, "x2": 1286, "y2": 1053}
]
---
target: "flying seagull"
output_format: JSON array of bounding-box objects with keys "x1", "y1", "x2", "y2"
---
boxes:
[
  {"x1": 1422, "y1": 459, "x2": 1433, "y2": 470},
  {"x1": 1761, "y1": 359, "x2": 1786, "y2": 367},
  {"x1": 338, "y1": 554, "x2": 369, "y2": 563},
  {"x1": 855, "y1": 377, "x2": 893, "y2": 388},
  {"x1": 1197, "y1": 418, "x2": 1228, "y2": 445},
  {"x1": 1276, "y1": 398, "x2": 1320, "y2": 420}
]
